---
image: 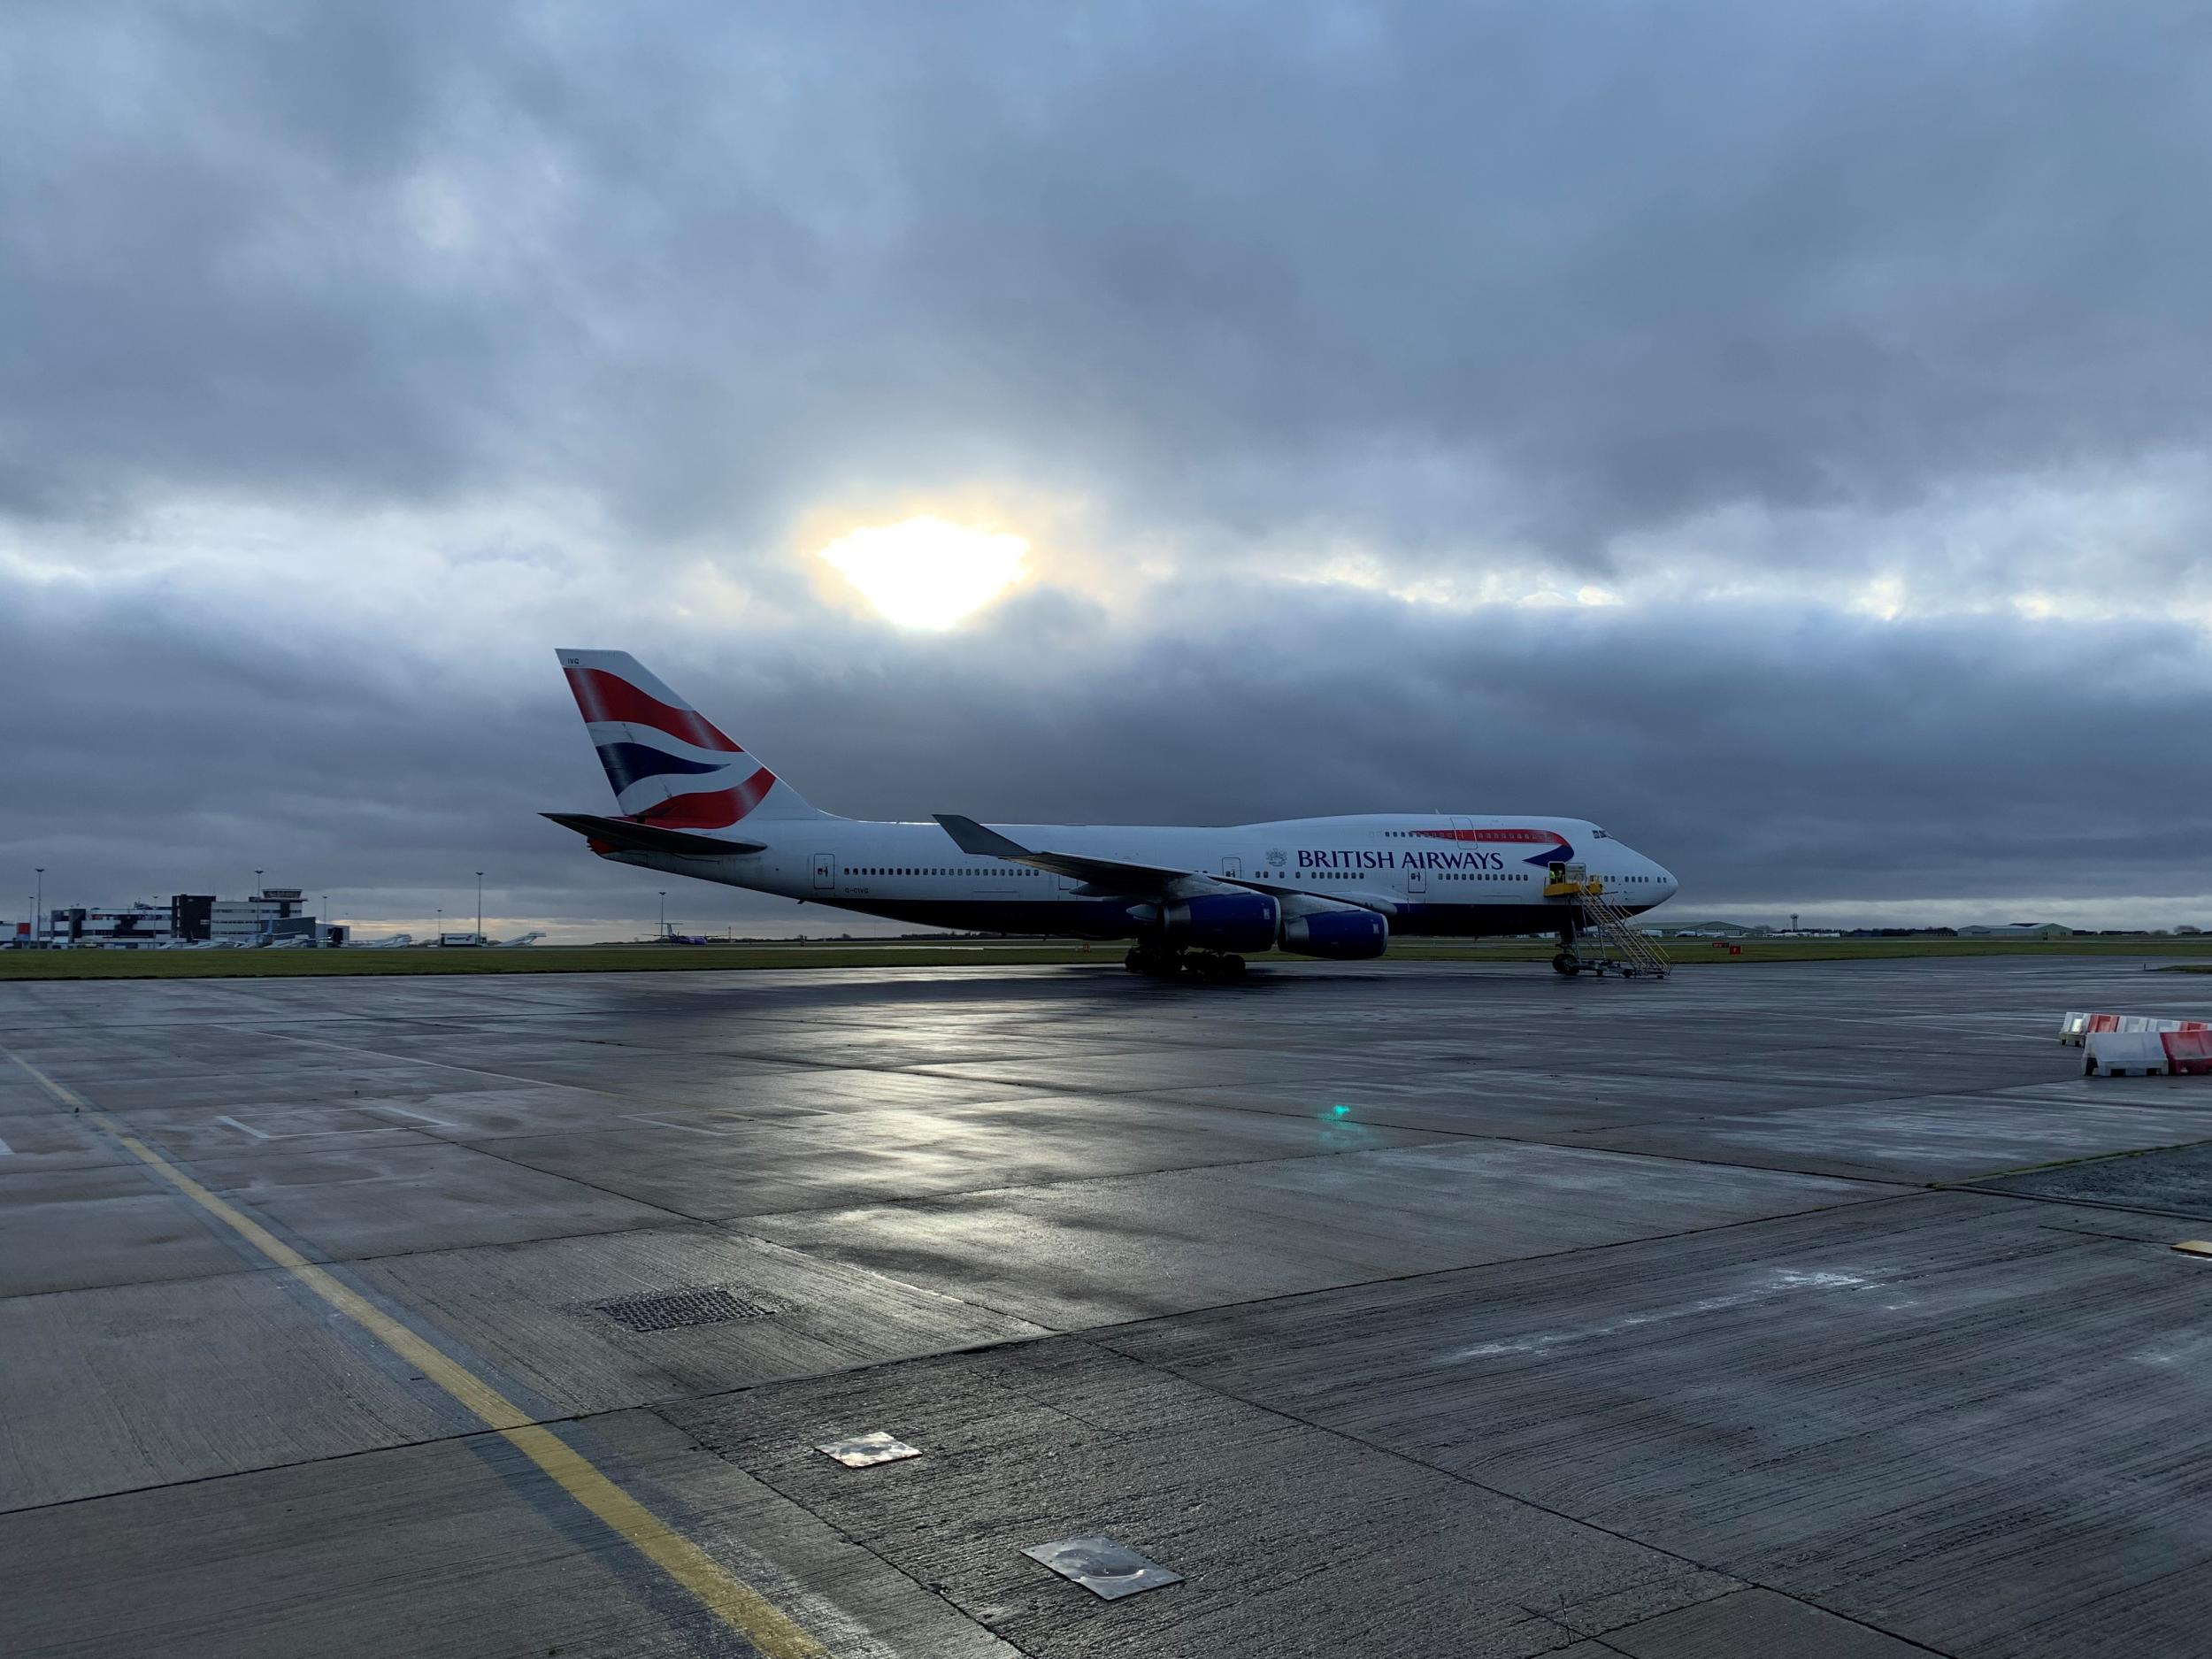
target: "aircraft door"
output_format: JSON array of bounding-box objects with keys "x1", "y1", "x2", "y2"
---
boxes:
[
  {"x1": 1224, "y1": 856, "x2": 1242, "y2": 880},
  {"x1": 1448, "y1": 816, "x2": 1474, "y2": 890},
  {"x1": 1406, "y1": 864, "x2": 1425, "y2": 895},
  {"x1": 812, "y1": 854, "x2": 836, "y2": 891}
]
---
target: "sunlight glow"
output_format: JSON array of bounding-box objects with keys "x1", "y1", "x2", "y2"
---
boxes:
[{"x1": 818, "y1": 516, "x2": 1028, "y2": 628}]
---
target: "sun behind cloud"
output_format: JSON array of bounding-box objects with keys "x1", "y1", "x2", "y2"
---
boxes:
[{"x1": 817, "y1": 515, "x2": 1029, "y2": 629}]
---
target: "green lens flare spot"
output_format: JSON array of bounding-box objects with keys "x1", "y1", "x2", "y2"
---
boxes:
[{"x1": 1329, "y1": 1103, "x2": 1353, "y2": 1118}]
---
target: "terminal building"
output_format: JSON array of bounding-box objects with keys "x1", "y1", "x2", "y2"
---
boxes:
[
  {"x1": 39, "y1": 904, "x2": 175, "y2": 947},
  {"x1": 35, "y1": 889, "x2": 336, "y2": 947},
  {"x1": 203, "y1": 888, "x2": 318, "y2": 944}
]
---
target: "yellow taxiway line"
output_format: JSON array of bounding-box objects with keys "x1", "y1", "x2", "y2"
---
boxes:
[{"x1": 5, "y1": 1047, "x2": 826, "y2": 1659}]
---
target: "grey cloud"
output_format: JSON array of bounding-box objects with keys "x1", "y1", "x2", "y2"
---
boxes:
[{"x1": 6, "y1": 3, "x2": 2210, "y2": 558}]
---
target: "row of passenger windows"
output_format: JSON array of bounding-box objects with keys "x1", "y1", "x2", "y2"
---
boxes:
[
  {"x1": 1304, "y1": 870, "x2": 1536, "y2": 881},
  {"x1": 842, "y1": 863, "x2": 1652, "y2": 886},
  {"x1": 851, "y1": 866, "x2": 1035, "y2": 878},
  {"x1": 1377, "y1": 827, "x2": 1615, "y2": 841}
]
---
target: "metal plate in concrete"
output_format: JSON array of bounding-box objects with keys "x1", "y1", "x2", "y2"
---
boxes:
[
  {"x1": 1022, "y1": 1534, "x2": 1183, "y2": 1599},
  {"x1": 817, "y1": 1430, "x2": 923, "y2": 1467},
  {"x1": 749, "y1": 1141, "x2": 1902, "y2": 1328}
]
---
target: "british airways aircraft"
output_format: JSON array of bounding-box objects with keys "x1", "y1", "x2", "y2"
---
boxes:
[{"x1": 546, "y1": 649, "x2": 1678, "y2": 979}]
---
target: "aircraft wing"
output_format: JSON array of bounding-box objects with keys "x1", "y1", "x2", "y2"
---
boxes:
[
  {"x1": 934, "y1": 814, "x2": 1191, "y2": 895},
  {"x1": 543, "y1": 813, "x2": 766, "y2": 858},
  {"x1": 933, "y1": 814, "x2": 1395, "y2": 913}
]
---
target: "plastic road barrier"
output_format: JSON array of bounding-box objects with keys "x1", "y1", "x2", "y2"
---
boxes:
[
  {"x1": 2062, "y1": 1013, "x2": 2207, "y2": 1047},
  {"x1": 2162, "y1": 1030, "x2": 2212, "y2": 1076},
  {"x1": 2085, "y1": 1031, "x2": 2171, "y2": 1077}
]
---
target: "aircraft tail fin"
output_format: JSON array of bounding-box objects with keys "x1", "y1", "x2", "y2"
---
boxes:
[{"x1": 555, "y1": 649, "x2": 826, "y2": 828}]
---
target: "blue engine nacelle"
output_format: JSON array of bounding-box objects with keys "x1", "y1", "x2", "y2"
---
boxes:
[
  {"x1": 1162, "y1": 893, "x2": 1281, "y2": 953},
  {"x1": 1279, "y1": 909, "x2": 1389, "y2": 959}
]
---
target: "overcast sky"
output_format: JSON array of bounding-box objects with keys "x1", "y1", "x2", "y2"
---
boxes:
[{"x1": 4, "y1": 2, "x2": 2209, "y2": 939}]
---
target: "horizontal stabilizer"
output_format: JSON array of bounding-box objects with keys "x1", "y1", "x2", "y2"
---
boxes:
[{"x1": 542, "y1": 812, "x2": 764, "y2": 858}]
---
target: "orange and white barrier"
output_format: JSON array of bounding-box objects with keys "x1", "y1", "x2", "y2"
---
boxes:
[
  {"x1": 2061, "y1": 1012, "x2": 2208, "y2": 1047},
  {"x1": 2163, "y1": 1030, "x2": 2212, "y2": 1076}
]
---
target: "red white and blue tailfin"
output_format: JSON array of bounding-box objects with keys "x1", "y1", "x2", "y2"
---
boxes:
[{"x1": 556, "y1": 649, "x2": 824, "y2": 829}]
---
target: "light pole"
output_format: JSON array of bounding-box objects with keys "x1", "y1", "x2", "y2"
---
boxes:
[
  {"x1": 33, "y1": 867, "x2": 42, "y2": 947},
  {"x1": 254, "y1": 869, "x2": 265, "y2": 943},
  {"x1": 476, "y1": 872, "x2": 484, "y2": 943},
  {"x1": 657, "y1": 891, "x2": 667, "y2": 941},
  {"x1": 321, "y1": 893, "x2": 329, "y2": 949}
]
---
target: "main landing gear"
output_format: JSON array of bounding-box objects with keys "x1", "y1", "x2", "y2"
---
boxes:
[
  {"x1": 1551, "y1": 923, "x2": 1582, "y2": 977},
  {"x1": 1125, "y1": 944, "x2": 1247, "y2": 982}
]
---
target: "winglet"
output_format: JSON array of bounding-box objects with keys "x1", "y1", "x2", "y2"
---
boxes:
[{"x1": 934, "y1": 814, "x2": 1033, "y2": 858}]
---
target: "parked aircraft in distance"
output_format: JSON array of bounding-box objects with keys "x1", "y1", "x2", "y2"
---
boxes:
[
  {"x1": 495, "y1": 931, "x2": 547, "y2": 947},
  {"x1": 546, "y1": 649, "x2": 1678, "y2": 979},
  {"x1": 349, "y1": 933, "x2": 416, "y2": 949}
]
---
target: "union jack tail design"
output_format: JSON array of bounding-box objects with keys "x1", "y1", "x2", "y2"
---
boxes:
[{"x1": 556, "y1": 649, "x2": 823, "y2": 829}]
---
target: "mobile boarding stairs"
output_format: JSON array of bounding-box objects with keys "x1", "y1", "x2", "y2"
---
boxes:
[{"x1": 1547, "y1": 864, "x2": 1672, "y2": 980}]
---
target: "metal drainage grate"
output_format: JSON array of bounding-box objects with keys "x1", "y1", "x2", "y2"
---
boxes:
[{"x1": 590, "y1": 1286, "x2": 780, "y2": 1333}]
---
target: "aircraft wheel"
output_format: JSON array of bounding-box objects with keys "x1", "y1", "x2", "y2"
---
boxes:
[
  {"x1": 1124, "y1": 948, "x2": 1146, "y2": 973},
  {"x1": 1551, "y1": 951, "x2": 1580, "y2": 977}
]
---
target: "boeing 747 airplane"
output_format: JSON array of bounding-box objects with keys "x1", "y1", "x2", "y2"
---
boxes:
[{"x1": 546, "y1": 649, "x2": 1678, "y2": 979}]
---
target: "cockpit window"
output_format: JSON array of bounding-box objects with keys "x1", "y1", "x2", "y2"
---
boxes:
[{"x1": 1591, "y1": 828, "x2": 1611, "y2": 839}]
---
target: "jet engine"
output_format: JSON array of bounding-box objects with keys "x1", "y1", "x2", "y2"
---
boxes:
[
  {"x1": 1160, "y1": 893, "x2": 1280, "y2": 953},
  {"x1": 1279, "y1": 907, "x2": 1389, "y2": 959}
]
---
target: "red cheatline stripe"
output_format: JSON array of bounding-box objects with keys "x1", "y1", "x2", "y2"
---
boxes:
[
  {"x1": 631, "y1": 769, "x2": 778, "y2": 829},
  {"x1": 1414, "y1": 828, "x2": 1563, "y2": 842},
  {"x1": 565, "y1": 667, "x2": 741, "y2": 753}
]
